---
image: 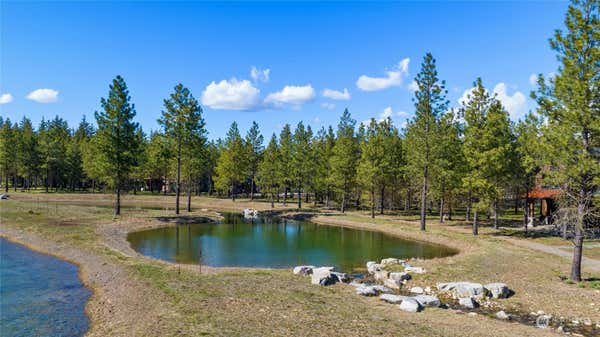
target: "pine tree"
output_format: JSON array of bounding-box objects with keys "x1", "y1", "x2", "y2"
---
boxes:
[
  {"x1": 94, "y1": 75, "x2": 140, "y2": 216},
  {"x1": 291, "y1": 122, "x2": 313, "y2": 208},
  {"x1": 16, "y1": 117, "x2": 41, "y2": 190},
  {"x1": 257, "y1": 134, "x2": 280, "y2": 208},
  {"x1": 532, "y1": 0, "x2": 599, "y2": 281},
  {"x1": 329, "y1": 109, "x2": 359, "y2": 213},
  {"x1": 214, "y1": 122, "x2": 246, "y2": 200},
  {"x1": 0, "y1": 119, "x2": 15, "y2": 192},
  {"x1": 245, "y1": 121, "x2": 264, "y2": 201},
  {"x1": 278, "y1": 124, "x2": 293, "y2": 205},
  {"x1": 358, "y1": 119, "x2": 387, "y2": 218},
  {"x1": 431, "y1": 110, "x2": 465, "y2": 223},
  {"x1": 159, "y1": 83, "x2": 206, "y2": 214},
  {"x1": 405, "y1": 53, "x2": 449, "y2": 231}
]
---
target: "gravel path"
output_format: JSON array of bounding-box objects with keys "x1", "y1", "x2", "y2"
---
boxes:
[{"x1": 503, "y1": 238, "x2": 600, "y2": 273}]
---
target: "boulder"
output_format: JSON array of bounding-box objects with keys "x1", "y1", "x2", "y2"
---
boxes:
[
  {"x1": 373, "y1": 270, "x2": 390, "y2": 282},
  {"x1": 293, "y1": 265, "x2": 315, "y2": 276},
  {"x1": 389, "y1": 272, "x2": 411, "y2": 282},
  {"x1": 437, "y1": 282, "x2": 487, "y2": 299},
  {"x1": 484, "y1": 283, "x2": 510, "y2": 299},
  {"x1": 413, "y1": 295, "x2": 441, "y2": 307},
  {"x1": 356, "y1": 284, "x2": 392, "y2": 296},
  {"x1": 366, "y1": 262, "x2": 382, "y2": 274},
  {"x1": 495, "y1": 310, "x2": 511, "y2": 320},
  {"x1": 383, "y1": 278, "x2": 401, "y2": 290},
  {"x1": 404, "y1": 266, "x2": 426, "y2": 274},
  {"x1": 399, "y1": 298, "x2": 422, "y2": 313},
  {"x1": 458, "y1": 297, "x2": 478, "y2": 309},
  {"x1": 311, "y1": 267, "x2": 335, "y2": 285},
  {"x1": 410, "y1": 286, "x2": 424, "y2": 294},
  {"x1": 331, "y1": 272, "x2": 349, "y2": 283},
  {"x1": 381, "y1": 258, "x2": 405, "y2": 265},
  {"x1": 379, "y1": 293, "x2": 410, "y2": 304}
]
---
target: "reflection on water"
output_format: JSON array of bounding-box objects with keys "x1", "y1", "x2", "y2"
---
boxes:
[
  {"x1": 128, "y1": 213, "x2": 456, "y2": 272},
  {"x1": 0, "y1": 238, "x2": 91, "y2": 337}
]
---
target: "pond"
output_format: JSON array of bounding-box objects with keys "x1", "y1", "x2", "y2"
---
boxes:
[
  {"x1": 128, "y1": 213, "x2": 456, "y2": 272},
  {"x1": 0, "y1": 238, "x2": 91, "y2": 337}
]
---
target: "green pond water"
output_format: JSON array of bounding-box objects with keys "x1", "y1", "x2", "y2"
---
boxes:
[{"x1": 128, "y1": 213, "x2": 456, "y2": 272}]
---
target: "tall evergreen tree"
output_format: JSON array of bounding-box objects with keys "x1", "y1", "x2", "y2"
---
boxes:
[
  {"x1": 245, "y1": 121, "x2": 264, "y2": 200},
  {"x1": 16, "y1": 117, "x2": 40, "y2": 190},
  {"x1": 405, "y1": 53, "x2": 449, "y2": 231},
  {"x1": 214, "y1": 122, "x2": 246, "y2": 200},
  {"x1": 291, "y1": 122, "x2": 313, "y2": 208},
  {"x1": 159, "y1": 83, "x2": 206, "y2": 214},
  {"x1": 532, "y1": 0, "x2": 599, "y2": 281},
  {"x1": 329, "y1": 109, "x2": 359, "y2": 213},
  {"x1": 358, "y1": 119, "x2": 387, "y2": 218},
  {"x1": 94, "y1": 75, "x2": 140, "y2": 216},
  {"x1": 257, "y1": 134, "x2": 280, "y2": 208},
  {"x1": 0, "y1": 119, "x2": 15, "y2": 192},
  {"x1": 278, "y1": 124, "x2": 294, "y2": 205}
]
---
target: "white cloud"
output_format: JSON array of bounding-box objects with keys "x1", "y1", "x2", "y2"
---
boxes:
[
  {"x1": 0, "y1": 93, "x2": 13, "y2": 104},
  {"x1": 26, "y1": 88, "x2": 58, "y2": 103},
  {"x1": 408, "y1": 80, "x2": 419, "y2": 93},
  {"x1": 265, "y1": 84, "x2": 315, "y2": 106},
  {"x1": 250, "y1": 66, "x2": 270, "y2": 83},
  {"x1": 493, "y1": 83, "x2": 527, "y2": 120},
  {"x1": 378, "y1": 106, "x2": 408, "y2": 121},
  {"x1": 458, "y1": 83, "x2": 527, "y2": 120},
  {"x1": 322, "y1": 88, "x2": 350, "y2": 100},
  {"x1": 313, "y1": 117, "x2": 322, "y2": 124},
  {"x1": 201, "y1": 78, "x2": 260, "y2": 110},
  {"x1": 356, "y1": 58, "x2": 410, "y2": 91},
  {"x1": 321, "y1": 102, "x2": 336, "y2": 110},
  {"x1": 529, "y1": 73, "x2": 538, "y2": 86},
  {"x1": 458, "y1": 87, "x2": 476, "y2": 106}
]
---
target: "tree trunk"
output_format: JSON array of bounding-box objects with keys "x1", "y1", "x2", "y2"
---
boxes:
[
  {"x1": 115, "y1": 182, "x2": 121, "y2": 216},
  {"x1": 270, "y1": 192, "x2": 274, "y2": 208},
  {"x1": 466, "y1": 189, "x2": 471, "y2": 221},
  {"x1": 379, "y1": 186, "x2": 385, "y2": 215},
  {"x1": 187, "y1": 178, "x2": 192, "y2": 212},
  {"x1": 570, "y1": 194, "x2": 586, "y2": 282},
  {"x1": 523, "y1": 196, "x2": 529, "y2": 236},
  {"x1": 370, "y1": 187, "x2": 375, "y2": 219},
  {"x1": 231, "y1": 182, "x2": 235, "y2": 201},
  {"x1": 325, "y1": 191, "x2": 330, "y2": 208},
  {"x1": 250, "y1": 175, "x2": 255, "y2": 201},
  {"x1": 439, "y1": 198, "x2": 444, "y2": 223},
  {"x1": 4, "y1": 173, "x2": 8, "y2": 193},
  {"x1": 175, "y1": 144, "x2": 181, "y2": 215},
  {"x1": 283, "y1": 187, "x2": 287, "y2": 206},
  {"x1": 448, "y1": 200, "x2": 453, "y2": 220},
  {"x1": 420, "y1": 167, "x2": 428, "y2": 231},
  {"x1": 472, "y1": 209, "x2": 478, "y2": 236},
  {"x1": 493, "y1": 197, "x2": 499, "y2": 229},
  {"x1": 297, "y1": 183, "x2": 302, "y2": 209},
  {"x1": 341, "y1": 193, "x2": 346, "y2": 213}
]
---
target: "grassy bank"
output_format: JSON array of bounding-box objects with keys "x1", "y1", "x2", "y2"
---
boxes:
[{"x1": 1, "y1": 192, "x2": 598, "y2": 336}]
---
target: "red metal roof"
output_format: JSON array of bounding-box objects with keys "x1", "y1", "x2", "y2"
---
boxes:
[{"x1": 526, "y1": 188, "x2": 561, "y2": 199}]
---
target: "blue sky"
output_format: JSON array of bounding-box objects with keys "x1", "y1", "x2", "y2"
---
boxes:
[{"x1": 1, "y1": 1, "x2": 566, "y2": 140}]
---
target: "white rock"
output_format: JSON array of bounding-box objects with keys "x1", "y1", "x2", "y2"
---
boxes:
[
  {"x1": 458, "y1": 297, "x2": 478, "y2": 309},
  {"x1": 380, "y1": 258, "x2": 400, "y2": 265},
  {"x1": 536, "y1": 310, "x2": 545, "y2": 315},
  {"x1": 424, "y1": 286, "x2": 432, "y2": 294},
  {"x1": 399, "y1": 298, "x2": 422, "y2": 313},
  {"x1": 389, "y1": 272, "x2": 411, "y2": 282},
  {"x1": 438, "y1": 282, "x2": 487, "y2": 299},
  {"x1": 331, "y1": 272, "x2": 349, "y2": 283},
  {"x1": 383, "y1": 278, "x2": 401, "y2": 290},
  {"x1": 413, "y1": 295, "x2": 441, "y2": 307},
  {"x1": 293, "y1": 265, "x2": 315, "y2": 276},
  {"x1": 410, "y1": 286, "x2": 424, "y2": 294},
  {"x1": 373, "y1": 270, "x2": 390, "y2": 282},
  {"x1": 356, "y1": 284, "x2": 392, "y2": 296},
  {"x1": 367, "y1": 262, "x2": 383, "y2": 274},
  {"x1": 495, "y1": 310, "x2": 511, "y2": 320},
  {"x1": 379, "y1": 293, "x2": 410, "y2": 304},
  {"x1": 536, "y1": 315, "x2": 551, "y2": 329},
  {"x1": 311, "y1": 267, "x2": 335, "y2": 285},
  {"x1": 485, "y1": 283, "x2": 510, "y2": 299},
  {"x1": 405, "y1": 266, "x2": 426, "y2": 274}
]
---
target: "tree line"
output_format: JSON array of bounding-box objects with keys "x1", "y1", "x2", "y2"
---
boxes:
[{"x1": 0, "y1": 0, "x2": 597, "y2": 282}]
